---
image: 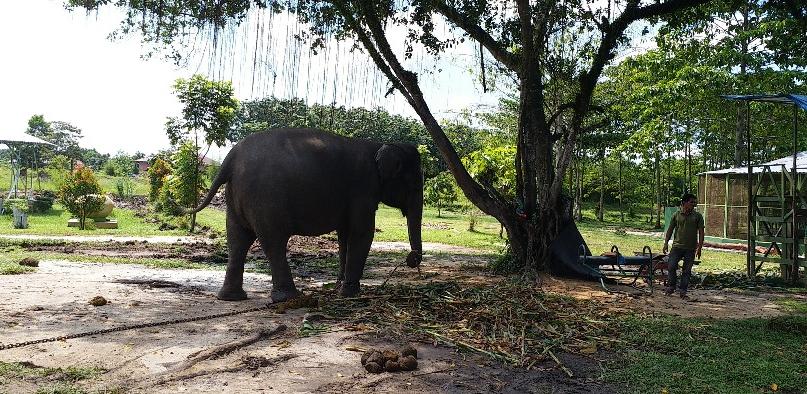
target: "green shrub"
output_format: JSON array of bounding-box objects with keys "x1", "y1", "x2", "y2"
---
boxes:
[
  {"x1": 29, "y1": 191, "x2": 55, "y2": 213},
  {"x1": 157, "y1": 183, "x2": 181, "y2": 215},
  {"x1": 204, "y1": 163, "x2": 220, "y2": 183},
  {"x1": 424, "y1": 171, "x2": 458, "y2": 217},
  {"x1": 115, "y1": 177, "x2": 134, "y2": 199},
  {"x1": 147, "y1": 158, "x2": 172, "y2": 202},
  {"x1": 103, "y1": 162, "x2": 117, "y2": 176},
  {"x1": 2, "y1": 198, "x2": 28, "y2": 215},
  {"x1": 59, "y1": 167, "x2": 103, "y2": 230},
  {"x1": 168, "y1": 142, "x2": 204, "y2": 210},
  {"x1": 47, "y1": 155, "x2": 71, "y2": 190}
]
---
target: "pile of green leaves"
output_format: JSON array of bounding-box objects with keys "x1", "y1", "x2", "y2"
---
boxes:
[{"x1": 319, "y1": 280, "x2": 622, "y2": 367}]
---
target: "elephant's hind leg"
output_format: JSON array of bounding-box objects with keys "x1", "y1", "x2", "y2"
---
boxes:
[
  {"x1": 260, "y1": 235, "x2": 300, "y2": 303},
  {"x1": 218, "y1": 217, "x2": 255, "y2": 301},
  {"x1": 340, "y1": 229, "x2": 374, "y2": 297}
]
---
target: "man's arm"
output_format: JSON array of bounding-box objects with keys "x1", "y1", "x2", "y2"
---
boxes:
[
  {"x1": 697, "y1": 226, "x2": 705, "y2": 259},
  {"x1": 663, "y1": 219, "x2": 676, "y2": 254}
]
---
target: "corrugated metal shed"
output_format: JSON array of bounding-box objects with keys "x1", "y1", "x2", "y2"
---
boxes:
[{"x1": 700, "y1": 151, "x2": 807, "y2": 175}]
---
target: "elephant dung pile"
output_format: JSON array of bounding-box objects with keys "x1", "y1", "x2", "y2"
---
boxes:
[{"x1": 361, "y1": 344, "x2": 418, "y2": 373}]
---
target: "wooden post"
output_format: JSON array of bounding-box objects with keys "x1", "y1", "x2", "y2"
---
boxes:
[
  {"x1": 747, "y1": 101, "x2": 754, "y2": 277},
  {"x1": 724, "y1": 175, "x2": 730, "y2": 239},
  {"x1": 791, "y1": 103, "x2": 800, "y2": 281},
  {"x1": 703, "y1": 173, "x2": 709, "y2": 237}
]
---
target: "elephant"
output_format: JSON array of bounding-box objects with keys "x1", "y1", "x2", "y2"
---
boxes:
[{"x1": 189, "y1": 128, "x2": 424, "y2": 302}]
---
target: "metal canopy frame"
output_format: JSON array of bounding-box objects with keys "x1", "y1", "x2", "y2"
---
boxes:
[
  {"x1": 0, "y1": 133, "x2": 55, "y2": 204},
  {"x1": 722, "y1": 94, "x2": 804, "y2": 280}
]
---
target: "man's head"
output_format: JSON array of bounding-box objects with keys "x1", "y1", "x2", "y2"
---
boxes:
[{"x1": 680, "y1": 193, "x2": 697, "y2": 213}]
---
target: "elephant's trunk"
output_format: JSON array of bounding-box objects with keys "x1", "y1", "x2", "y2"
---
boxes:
[{"x1": 405, "y1": 189, "x2": 423, "y2": 268}]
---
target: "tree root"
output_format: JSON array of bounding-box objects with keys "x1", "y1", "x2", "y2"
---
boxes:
[
  {"x1": 153, "y1": 354, "x2": 298, "y2": 385},
  {"x1": 142, "y1": 324, "x2": 288, "y2": 387},
  {"x1": 182, "y1": 324, "x2": 286, "y2": 365}
]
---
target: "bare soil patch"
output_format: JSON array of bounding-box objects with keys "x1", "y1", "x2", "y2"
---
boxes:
[
  {"x1": 0, "y1": 257, "x2": 613, "y2": 393},
  {"x1": 1, "y1": 236, "x2": 803, "y2": 393}
]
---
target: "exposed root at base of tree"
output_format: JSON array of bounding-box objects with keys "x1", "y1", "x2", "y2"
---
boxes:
[
  {"x1": 151, "y1": 354, "x2": 299, "y2": 386},
  {"x1": 142, "y1": 324, "x2": 288, "y2": 387},
  {"x1": 182, "y1": 325, "x2": 287, "y2": 364}
]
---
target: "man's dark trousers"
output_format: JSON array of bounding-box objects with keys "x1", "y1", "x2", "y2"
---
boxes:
[{"x1": 667, "y1": 247, "x2": 695, "y2": 293}]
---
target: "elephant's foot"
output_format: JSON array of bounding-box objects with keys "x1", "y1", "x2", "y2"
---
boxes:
[
  {"x1": 270, "y1": 287, "x2": 301, "y2": 303},
  {"x1": 338, "y1": 281, "x2": 360, "y2": 297},
  {"x1": 217, "y1": 287, "x2": 248, "y2": 301}
]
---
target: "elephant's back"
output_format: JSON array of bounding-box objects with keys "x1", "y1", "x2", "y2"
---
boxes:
[
  {"x1": 232, "y1": 128, "x2": 372, "y2": 173},
  {"x1": 226, "y1": 128, "x2": 381, "y2": 234}
]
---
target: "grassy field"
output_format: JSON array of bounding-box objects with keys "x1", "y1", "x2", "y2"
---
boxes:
[
  {"x1": 0, "y1": 165, "x2": 149, "y2": 197},
  {"x1": 0, "y1": 194, "x2": 758, "y2": 275},
  {"x1": 0, "y1": 203, "x2": 186, "y2": 236},
  {"x1": 193, "y1": 203, "x2": 508, "y2": 252},
  {"x1": 604, "y1": 315, "x2": 807, "y2": 393}
]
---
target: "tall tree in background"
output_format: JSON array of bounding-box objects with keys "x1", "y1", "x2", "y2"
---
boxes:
[
  {"x1": 658, "y1": 0, "x2": 807, "y2": 166},
  {"x1": 48, "y1": 121, "x2": 84, "y2": 168},
  {"x1": 165, "y1": 74, "x2": 239, "y2": 232},
  {"x1": 68, "y1": 0, "x2": 724, "y2": 272},
  {"x1": 19, "y1": 115, "x2": 84, "y2": 191}
]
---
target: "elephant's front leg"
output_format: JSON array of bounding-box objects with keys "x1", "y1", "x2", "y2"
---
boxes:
[
  {"x1": 336, "y1": 230, "x2": 348, "y2": 283},
  {"x1": 261, "y1": 235, "x2": 300, "y2": 303},
  {"x1": 218, "y1": 219, "x2": 255, "y2": 301},
  {"x1": 340, "y1": 228, "x2": 374, "y2": 297}
]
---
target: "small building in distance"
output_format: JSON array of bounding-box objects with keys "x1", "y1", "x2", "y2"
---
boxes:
[{"x1": 135, "y1": 158, "x2": 150, "y2": 174}]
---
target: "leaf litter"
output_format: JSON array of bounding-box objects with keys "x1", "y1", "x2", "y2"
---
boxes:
[{"x1": 315, "y1": 279, "x2": 625, "y2": 375}]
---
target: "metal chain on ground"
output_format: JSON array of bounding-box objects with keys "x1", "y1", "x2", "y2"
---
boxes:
[{"x1": 0, "y1": 303, "x2": 274, "y2": 351}]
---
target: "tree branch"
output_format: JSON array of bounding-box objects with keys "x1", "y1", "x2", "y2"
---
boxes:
[
  {"x1": 331, "y1": 1, "x2": 408, "y2": 102},
  {"x1": 432, "y1": 1, "x2": 521, "y2": 71},
  {"x1": 554, "y1": 0, "x2": 712, "y2": 206},
  {"x1": 351, "y1": 1, "x2": 510, "y2": 217},
  {"x1": 548, "y1": 103, "x2": 574, "y2": 128}
]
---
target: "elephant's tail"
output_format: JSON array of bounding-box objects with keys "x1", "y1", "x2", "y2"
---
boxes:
[{"x1": 183, "y1": 153, "x2": 232, "y2": 215}]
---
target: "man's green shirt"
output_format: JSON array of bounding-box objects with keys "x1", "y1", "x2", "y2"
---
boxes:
[{"x1": 670, "y1": 210, "x2": 704, "y2": 250}]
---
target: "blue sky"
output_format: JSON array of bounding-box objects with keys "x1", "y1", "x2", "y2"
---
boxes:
[{"x1": 0, "y1": 0, "x2": 499, "y2": 160}]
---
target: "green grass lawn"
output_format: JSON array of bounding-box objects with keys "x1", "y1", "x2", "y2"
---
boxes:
[
  {"x1": 605, "y1": 315, "x2": 807, "y2": 393},
  {"x1": 0, "y1": 203, "x2": 185, "y2": 236},
  {"x1": 0, "y1": 244, "x2": 209, "y2": 272},
  {"x1": 0, "y1": 165, "x2": 149, "y2": 197},
  {"x1": 0, "y1": 198, "x2": 767, "y2": 276},
  {"x1": 577, "y1": 201, "x2": 663, "y2": 231},
  {"x1": 192, "y1": 204, "x2": 507, "y2": 253}
]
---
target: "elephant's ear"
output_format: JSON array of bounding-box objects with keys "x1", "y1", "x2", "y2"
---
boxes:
[{"x1": 375, "y1": 144, "x2": 404, "y2": 181}]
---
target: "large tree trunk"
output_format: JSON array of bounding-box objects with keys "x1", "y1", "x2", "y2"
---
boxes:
[
  {"x1": 340, "y1": 0, "x2": 710, "y2": 275},
  {"x1": 576, "y1": 151, "x2": 582, "y2": 221}
]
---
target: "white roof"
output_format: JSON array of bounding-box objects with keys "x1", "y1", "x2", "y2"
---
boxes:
[
  {"x1": 0, "y1": 131, "x2": 54, "y2": 146},
  {"x1": 700, "y1": 151, "x2": 807, "y2": 175}
]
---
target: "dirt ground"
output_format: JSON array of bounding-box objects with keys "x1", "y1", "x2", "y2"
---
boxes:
[{"x1": 1, "y1": 237, "x2": 803, "y2": 393}]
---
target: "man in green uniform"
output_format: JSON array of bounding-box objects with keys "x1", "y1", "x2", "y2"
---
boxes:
[{"x1": 662, "y1": 193, "x2": 704, "y2": 299}]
